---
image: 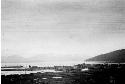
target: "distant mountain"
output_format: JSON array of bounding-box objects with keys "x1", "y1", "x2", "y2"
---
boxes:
[
  {"x1": 1, "y1": 54, "x2": 85, "y2": 63},
  {"x1": 1, "y1": 55, "x2": 44, "y2": 63},
  {"x1": 1, "y1": 55, "x2": 26, "y2": 63},
  {"x1": 86, "y1": 49, "x2": 125, "y2": 63}
]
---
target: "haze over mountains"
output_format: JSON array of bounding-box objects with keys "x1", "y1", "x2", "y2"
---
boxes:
[
  {"x1": 1, "y1": 54, "x2": 85, "y2": 63},
  {"x1": 86, "y1": 49, "x2": 125, "y2": 63},
  {"x1": 2, "y1": 49, "x2": 125, "y2": 63}
]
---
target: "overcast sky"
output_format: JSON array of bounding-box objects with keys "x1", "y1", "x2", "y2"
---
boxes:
[{"x1": 1, "y1": 0, "x2": 125, "y2": 62}]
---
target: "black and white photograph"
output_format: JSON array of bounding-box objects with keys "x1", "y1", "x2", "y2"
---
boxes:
[{"x1": 1, "y1": 0, "x2": 125, "y2": 84}]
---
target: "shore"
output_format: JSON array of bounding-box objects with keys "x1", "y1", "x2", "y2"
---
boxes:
[{"x1": 2, "y1": 64, "x2": 125, "y2": 84}]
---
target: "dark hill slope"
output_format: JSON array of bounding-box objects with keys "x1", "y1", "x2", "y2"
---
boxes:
[{"x1": 86, "y1": 49, "x2": 125, "y2": 63}]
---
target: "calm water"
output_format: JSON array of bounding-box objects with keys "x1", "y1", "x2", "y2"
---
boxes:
[
  {"x1": 1, "y1": 61, "x2": 105, "y2": 67},
  {"x1": 1, "y1": 70, "x2": 62, "y2": 75},
  {"x1": 1, "y1": 61, "x2": 87, "y2": 67}
]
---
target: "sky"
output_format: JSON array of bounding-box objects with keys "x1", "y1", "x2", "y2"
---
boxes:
[{"x1": 1, "y1": 0, "x2": 125, "y2": 62}]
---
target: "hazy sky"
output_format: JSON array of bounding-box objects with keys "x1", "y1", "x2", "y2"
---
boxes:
[{"x1": 1, "y1": 0, "x2": 125, "y2": 61}]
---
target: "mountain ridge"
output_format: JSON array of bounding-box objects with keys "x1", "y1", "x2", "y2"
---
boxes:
[{"x1": 86, "y1": 49, "x2": 125, "y2": 63}]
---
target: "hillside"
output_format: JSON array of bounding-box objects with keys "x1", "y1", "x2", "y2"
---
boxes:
[{"x1": 86, "y1": 49, "x2": 125, "y2": 63}]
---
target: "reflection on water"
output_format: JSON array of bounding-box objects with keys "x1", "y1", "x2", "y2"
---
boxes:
[
  {"x1": 42, "y1": 78, "x2": 47, "y2": 79},
  {"x1": 52, "y1": 77, "x2": 62, "y2": 79},
  {"x1": 1, "y1": 71, "x2": 40, "y2": 75},
  {"x1": 2, "y1": 61, "x2": 86, "y2": 67},
  {"x1": 81, "y1": 68, "x2": 88, "y2": 71},
  {"x1": 1, "y1": 61, "x2": 104, "y2": 67},
  {"x1": 1, "y1": 69, "x2": 62, "y2": 75}
]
